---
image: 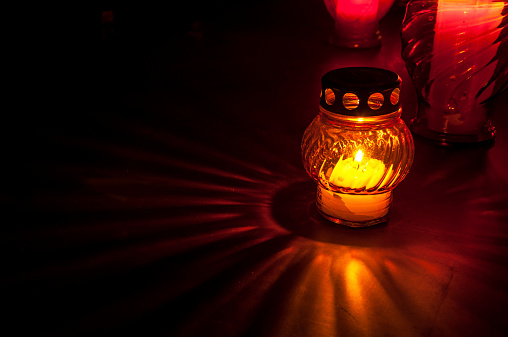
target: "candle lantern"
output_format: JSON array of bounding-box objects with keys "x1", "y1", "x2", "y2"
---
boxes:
[
  {"x1": 401, "y1": 0, "x2": 507, "y2": 143},
  {"x1": 324, "y1": 0, "x2": 396, "y2": 48},
  {"x1": 302, "y1": 67, "x2": 414, "y2": 227}
]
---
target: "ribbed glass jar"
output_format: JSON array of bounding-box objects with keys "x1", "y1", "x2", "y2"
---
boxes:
[
  {"x1": 401, "y1": 0, "x2": 507, "y2": 142},
  {"x1": 302, "y1": 67, "x2": 414, "y2": 227}
]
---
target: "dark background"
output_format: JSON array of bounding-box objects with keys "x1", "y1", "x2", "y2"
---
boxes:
[{"x1": 3, "y1": 1, "x2": 508, "y2": 336}]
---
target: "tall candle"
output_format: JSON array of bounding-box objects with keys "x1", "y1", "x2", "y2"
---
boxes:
[{"x1": 427, "y1": 0, "x2": 504, "y2": 135}]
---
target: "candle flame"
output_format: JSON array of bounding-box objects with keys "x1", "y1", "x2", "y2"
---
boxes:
[{"x1": 354, "y1": 149, "x2": 363, "y2": 163}]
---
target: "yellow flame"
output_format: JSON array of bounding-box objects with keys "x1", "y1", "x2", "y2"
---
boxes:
[{"x1": 354, "y1": 149, "x2": 363, "y2": 163}]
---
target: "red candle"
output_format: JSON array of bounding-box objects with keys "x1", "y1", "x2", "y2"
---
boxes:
[
  {"x1": 427, "y1": 0, "x2": 504, "y2": 135},
  {"x1": 323, "y1": 0, "x2": 395, "y2": 48}
]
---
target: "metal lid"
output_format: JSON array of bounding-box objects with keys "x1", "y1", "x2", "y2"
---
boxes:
[{"x1": 320, "y1": 67, "x2": 402, "y2": 116}]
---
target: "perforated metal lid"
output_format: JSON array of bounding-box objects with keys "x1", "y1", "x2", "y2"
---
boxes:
[{"x1": 320, "y1": 67, "x2": 402, "y2": 116}]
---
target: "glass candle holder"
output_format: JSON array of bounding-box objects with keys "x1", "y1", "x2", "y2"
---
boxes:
[
  {"x1": 324, "y1": 0, "x2": 396, "y2": 48},
  {"x1": 401, "y1": 0, "x2": 508, "y2": 143},
  {"x1": 302, "y1": 67, "x2": 414, "y2": 227}
]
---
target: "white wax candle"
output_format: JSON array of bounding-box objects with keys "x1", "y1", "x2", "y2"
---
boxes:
[
  {"x1": 317, "y1": 150, "x2": 397, "y2": 223},
  {"x1": 317, "y1": 186, "x2": 392, "y2": 222},
  {"x1": 328, "y1": 150, "x2": 387, "y2": 190}
]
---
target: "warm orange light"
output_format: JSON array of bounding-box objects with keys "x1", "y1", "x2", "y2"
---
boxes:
[
  {"x1": 328, "y1": 152, "x2": 386, "y2": 190},
  {"x1": 302, "y1": 67, "x2": 414, "y2": 227},
  {"x1": 345, "y1": 258, "x2": 363, "y2": 300}
]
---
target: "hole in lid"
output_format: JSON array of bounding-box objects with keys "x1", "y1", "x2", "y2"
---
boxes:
[
  {"x1": 390, "y1": 88, "x2": 400, "y2": 105},
  {"x1": 325, "y1": 89, "x2": 335, "y2": 105},
  {"x1": 342, "y1": 93, "x2": 359, "y2": 110},
  {"x1": 368, "y1": 93, "x2": 384, "y2": 110}
]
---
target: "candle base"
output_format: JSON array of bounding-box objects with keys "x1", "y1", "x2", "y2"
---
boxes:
[
  {"x1": 410, "y1": 116, "x2": 495, "y2": 143},
  {"x1": 316, "y1": 186, "x2": 392, "y2": 227},
  {"x1": 409, "y1": 84, "x2": 496, "y2": 144}
]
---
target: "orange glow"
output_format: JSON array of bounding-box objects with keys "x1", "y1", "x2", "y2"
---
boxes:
[
  {"x1": 344, "y1": 258, "x2": 370, "y2": 334},
  {"x1": 329, "y1": 152, "x2": 386, "y2": 190},
  {"x1": 345, "y1": 258, "x2": 363, "y2": 299}
]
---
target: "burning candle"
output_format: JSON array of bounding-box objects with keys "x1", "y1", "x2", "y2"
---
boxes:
[
  {"x1": 318, "y1": 149, "x2": 393, "y2": 222},
  {"x1": 328, "y1": 150, "x2": 387, "y2": 190},
  {"x1": 302, "y1": 68, "x2": 414, "y2": 227}
]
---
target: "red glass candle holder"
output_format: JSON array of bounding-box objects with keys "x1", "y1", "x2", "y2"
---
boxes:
[
  {"x1": 302, "y1": 68, "x2": 414, "y2": 227},
  {"x1": 401, "y1": 0, "x2": 508, "y2": 143},
  {"x1": 324, "y1": 0, "x2": 396, "y2": 48}
]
